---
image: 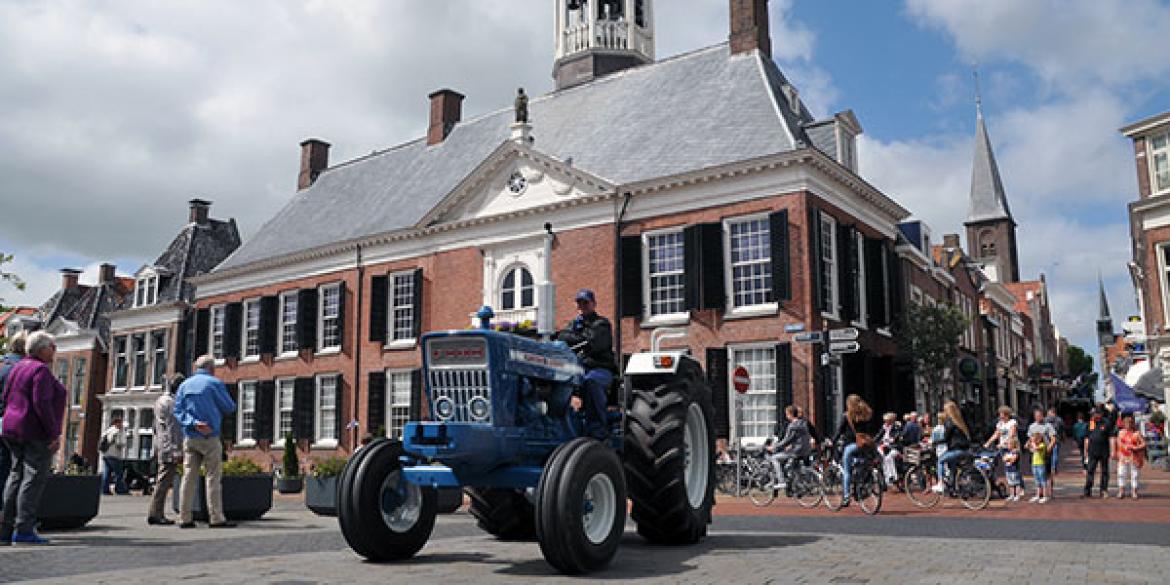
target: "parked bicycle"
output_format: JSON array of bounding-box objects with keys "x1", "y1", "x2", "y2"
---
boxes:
[
  {"x1": 746, "y1": 455, "x2": 825, "y2": 508},
  {"x1": 715, "y1": 448, "x2": 769, "y2": 496},
  {"x1": 822, "y1": 443, "x2": 883, "y2": 515},
  {"x1": 903, "y1": 448, "x2": 991, "y2": 510}
]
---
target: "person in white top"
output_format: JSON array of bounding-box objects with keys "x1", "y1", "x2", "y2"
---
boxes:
[
  {"x1": 984, "y1": 406, "x2": 1019, "y2": 451},
  {"x1": 99, "y1": 419, "x2": 128, "y2": 495}
]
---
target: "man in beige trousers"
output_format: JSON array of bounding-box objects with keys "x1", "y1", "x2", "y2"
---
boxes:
[{"x1": 172, "y1": 355, "x2": 237, "y2": 529}]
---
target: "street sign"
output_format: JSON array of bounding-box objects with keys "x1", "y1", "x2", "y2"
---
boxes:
[
  {"x1": 793, "y1": 332, "x2": 823, "y2": 344},
  {"x1": 732, "y1": 366, "x2": 751, "y2": 394},
  {"x1": 828, "y1": 341, "x2": 860, "y2": 354},
  {"x1": 828, "y1": 328, "x2": 860, "y2": 342},
  {"x1": 784, "y1": 323, "x2": 806, "y2": 333}
]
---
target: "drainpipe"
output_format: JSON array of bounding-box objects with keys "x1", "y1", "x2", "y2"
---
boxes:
[
  {"x1": 353, "y1": 244, "x2": 364, "y2": 453},
  {"x1": 614, "y1": 191, "x2": 632, "y2": 372}
]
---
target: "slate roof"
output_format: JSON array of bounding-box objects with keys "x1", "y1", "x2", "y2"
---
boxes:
[
  {"x1": 39, "y1": 280, "x2": 133, "y2": 345},
  {"x1": 147, "y1": 218, "x2": 241, "y2": 303},
  {"x1": 218, "y1": 43, "x2": 817, "y2": 272},
  {"x1": 967, "y1": 111, "x2": 1013, "y2": 224}
]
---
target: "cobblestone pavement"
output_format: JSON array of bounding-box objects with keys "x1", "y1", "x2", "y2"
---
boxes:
[{"x1": 3, "y1": 493, "x2": 1167, "y2": 585}]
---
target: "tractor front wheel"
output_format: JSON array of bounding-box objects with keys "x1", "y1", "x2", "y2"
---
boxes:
[
  {"x1": 338, "y1": 439, "x2": 437, "y2": 562},
  {"x1": 535, "y1": 438, "x2": 627, "y2": 575}
]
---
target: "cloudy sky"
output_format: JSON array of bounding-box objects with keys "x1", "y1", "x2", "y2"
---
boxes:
[{"x1": 3, "y1": 0, "x2": 1169, "y2": 372}]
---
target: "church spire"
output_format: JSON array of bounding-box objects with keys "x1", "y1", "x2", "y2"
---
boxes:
[
  {"x1": 1098, "y1": 273, "x2": 1112, "y2": 321},
  {"x1": 967, "y1": 93, "x2": 1013, "y2": 224},
  {"x1": 1097, "y1": 272, "x2": 1115, "y2": 348}
]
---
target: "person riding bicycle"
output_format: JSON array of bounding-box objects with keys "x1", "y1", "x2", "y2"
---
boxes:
[
  {"x1": 876, "y1": 412, "x2": 903, "y2": 485},
  {"x1": 932, "y1": 401, "x2": 972, "y2": 493},
  {"x1": 767, "y1": 405, "x2": 811, "y2": 492},
  {"x1": 555, "y1": 289, "x2": 618, "y2": 440},
  {"x1": 832, "y1": 394, "x2": 877, "y2": 507}
]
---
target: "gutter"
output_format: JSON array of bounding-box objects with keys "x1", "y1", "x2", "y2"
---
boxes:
[{"x1": 614, "y1": 191, "x2": 632, "y2": 372}]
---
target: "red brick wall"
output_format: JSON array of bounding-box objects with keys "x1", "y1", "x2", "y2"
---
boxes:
[
  {"x1": 1135, "y1": 137, "x2": 1151, "y2": 199},
  {"x1": 1139, "y1": 224, "x2": 1170, "y2": 331}
]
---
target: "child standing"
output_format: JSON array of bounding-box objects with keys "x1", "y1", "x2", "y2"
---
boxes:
[
  {"x1": 1003, "y1": 435, "x2": 1024, "y2": 502},
  {"x1": 1028, "y1": 432, "x2": 1049, "y2": 503}
]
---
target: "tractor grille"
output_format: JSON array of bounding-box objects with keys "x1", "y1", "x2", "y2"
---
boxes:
[{"x1": 428, "y1": 368, "x2": 492, "y2": 424}]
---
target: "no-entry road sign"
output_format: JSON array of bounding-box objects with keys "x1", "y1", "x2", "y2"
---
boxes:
[{"x1": 733, "y1": 366, "x2": 751, "y2": 394}]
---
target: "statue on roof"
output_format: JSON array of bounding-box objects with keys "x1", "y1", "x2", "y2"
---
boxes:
[{"x1": 514, "y1": 88, "x2": 529, "y2": 124}]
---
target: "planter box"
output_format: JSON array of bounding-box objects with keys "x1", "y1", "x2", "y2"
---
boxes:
[
  {"x1": 37, "y1": 474, "x2": 101, "y2": 530},
  {"x1": 276, "y1": 477, "x2": 304, "y2": 494},
  {"x1": 172, "y1": 474, "x2": 273, "y2": 521},
  {"x1": 305, "y1": 476, "x2": 338, "y2": 517}
]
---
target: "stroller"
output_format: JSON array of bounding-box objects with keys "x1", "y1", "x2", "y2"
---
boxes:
[{"x1": 973, "y1": 448, "x2": 1009, "y2": 499}]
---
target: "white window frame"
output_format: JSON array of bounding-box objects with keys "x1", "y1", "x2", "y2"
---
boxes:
[
  {"x1": 209, "y1": 304, "x2": 226, "y2": 362},
  {"x1": 852, "y1": 231, "x2": 867, "y2": 329},
  {"x1": 136, "y1": 408, "x2": 154, "y2": 460},
  {"x1": 819, "y1": 212, "x2": 839, "y2": 320},
  {"x1": 70, "y1": 356, "x2": 86, "y2": 408},
  {"x1": 727, "y1": 343, "x2": 778, "y2": 448},
  {"x1": 723, "y1": 213, "x2": 777, "y2": 316},
  {"x1": 497, "y1": 264, "x2": 536, "y2": 312},
  {"x1": 236, "y1": 380, "x2": 258, "y2": 448},
  {"x1": 273, "y1": 377, "x2": 296, "y2": 446},
  {"x1": 1149, "y1": 130, "x2": 1170, "y2": 196},
  {"x1": 148, "y1": 329, "x2": 167, "y2": 388},
  {"x1": 241, "y1": 297, "x2": 261, "y2": 361},
  {"x1": 112, "y1": 335, "x2": 128, "y2": 390},
  {"x1": 317, "y1": 283, "x2": 342, "y2": 354},
  {"x1": 314, "y1": 373, "x2": 340, "y2": 448},
  {"x1": 134, "y1": 274, "x2": 159, "y2": 308},
  {"x1": 1157, "y1": 243, "x2": 1170, "y2": 326},
  {"x1": 642, "y1": 228, "x2": 688, "y2": 325},
  {"x1": 385, "y1": 370, "x2": 414, "y2": 440},
  {"x1": 277, "y1": 290, "x2": 298, "y2": 358},
  {"x1": 130, "y1": 332, "x2": 148, "y2": 390},
  {"x1": 387, "y1": 271, "x2": 418, "y2": 348}
]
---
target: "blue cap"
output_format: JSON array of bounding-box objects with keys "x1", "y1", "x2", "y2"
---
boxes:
[{"x1": 574, "y1": 288, "x2": 596, "y2": 302}]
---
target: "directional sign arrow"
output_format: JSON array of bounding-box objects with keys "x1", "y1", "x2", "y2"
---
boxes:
[
  {"x1": 828, "y1": 341, "x2": 861, "y2": 354},
  {"x1": 828, "y1": 328, "x2": 860, "y2": 342},
  {"x1": 793, "y1": 332, "x2": 823, "y2": 344}
]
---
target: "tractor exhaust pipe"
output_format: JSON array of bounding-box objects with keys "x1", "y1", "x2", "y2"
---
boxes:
[{"x1": 538, "y1": 222, "x2": 557, "y2": 341}]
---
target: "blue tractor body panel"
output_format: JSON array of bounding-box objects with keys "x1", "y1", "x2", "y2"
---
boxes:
[{"x1": 401, "y1": 328, "x2": 608, "y2": 490}]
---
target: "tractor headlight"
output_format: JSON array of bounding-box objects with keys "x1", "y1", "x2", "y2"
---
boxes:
[
  {"x1": 468, "y1": 396, "x2": 490, "y2": 422},
  {"x1": 434, "y1": 397, "x2": 455, "y2": 421}
]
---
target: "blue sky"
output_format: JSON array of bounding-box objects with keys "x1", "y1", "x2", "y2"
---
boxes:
[{"x1": 3, "y1": 0, "x2": 1170, "y2": 379}]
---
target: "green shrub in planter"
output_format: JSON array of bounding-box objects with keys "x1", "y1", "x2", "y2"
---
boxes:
[
  {"x1": 276, "y1": 435, "x2": 303, "y2": 494},
  {"x1": 306, "y1": 456, "x2": 347, "y2": 516}
]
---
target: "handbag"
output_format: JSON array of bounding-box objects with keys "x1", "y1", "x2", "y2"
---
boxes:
[{"x1": 848, "y1": 417, "x2": 874, "y2": 450}]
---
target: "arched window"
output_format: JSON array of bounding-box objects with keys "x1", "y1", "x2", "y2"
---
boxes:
[
  {"x1": 979, "y1": 230, "x2": 997, "y2": 257},
  {"x1": 500, "y1": 266, "x2": 535, "y2": 310}
]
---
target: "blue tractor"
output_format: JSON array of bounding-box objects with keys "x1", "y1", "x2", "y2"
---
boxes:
[{"x1": 337, "y1": 315, "x2": 716, "y2": 574}]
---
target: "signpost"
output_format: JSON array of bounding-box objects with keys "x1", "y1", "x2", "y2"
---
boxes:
[
  {"x1": 733, "y1": 366, "x2": 751, "y2": 394},
  {"x1": 793, "y1": 331, "x2": 823, "y2": 344},
  {"x1": 828, "y1": 327, "x2": 860, "y2": 342},
  {"x1": 828, "y1": 341, "x2": 860, "y2": 355},
  {"x1": 732, "y1": 365, "x2": 750, "y2": 497}
]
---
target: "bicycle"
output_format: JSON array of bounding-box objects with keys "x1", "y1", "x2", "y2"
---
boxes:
[
  {"x1": 715, "y1": 448, "x2": 768, "y2": 496},
  {"x1": 903, "y1": 448, "x2": 991, "y2": 510},
  {"x1": 746, "y1": 453, "x2": 825, "y2": 508},
  {"x1": 822, "y1": 444, "x2": 883, "y2": 515}
]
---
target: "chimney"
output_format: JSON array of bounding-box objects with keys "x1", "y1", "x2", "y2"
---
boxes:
[
  {"x1": 943, "y1": 234, "x2": 961, "y2": 249},
  {"x1": 298, "y1": 139, "x2": 331, "y2": 191},
  {"x1": 99, "y1": 263, "x2": 116, "y2": 285},
  {"x1": 729, "y1": 0, "x2": 772, "y2": 56},
  {"x1": 61, "y1": 268, "x2": 82, "y2": 289},
  {"x1": 188, "y1": 198, "x2": 212, "y2": 225},
  {"x1": 427, "y1": 89, "x2": 464, "y2": 146}
]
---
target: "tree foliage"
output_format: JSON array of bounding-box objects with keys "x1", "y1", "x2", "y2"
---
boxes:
[
  {"x1": 0, "y1": 251, "x2": 26, "y2": 310},
  {"x1": 894, "y1": 303, "x2": 970, "y2": 414},
  {"x1": 1066, "y1": 344, "x2": 1094, "y2": 378}
]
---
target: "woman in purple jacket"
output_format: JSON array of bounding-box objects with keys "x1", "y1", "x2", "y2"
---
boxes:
[{"x1": 0, "y1": 331, "x2": 67, "y2": 546}]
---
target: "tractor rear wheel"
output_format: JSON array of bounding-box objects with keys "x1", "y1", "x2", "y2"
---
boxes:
[
  {"x1": 535, "y1": 437, "x2": 627, "y2": 575},
  {"x1": 338, "y1": 439, "x2": 437, "y2": 562},
  {"x1": 623, "y1": 361, "x2": 716, "y2": 545},
  {"x1": 466, "y1": 487, "x2": 536, "y2": 541}
]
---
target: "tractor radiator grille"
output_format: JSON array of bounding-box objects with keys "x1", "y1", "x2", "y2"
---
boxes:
[{"x1": 428, "y1": 368, "x2": 492, "y2": 424}]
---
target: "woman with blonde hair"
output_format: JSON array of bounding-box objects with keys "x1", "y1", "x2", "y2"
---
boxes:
[
  {"x1": 831, "y1": 394, "x2": 877, "y2": 507},
  {"x1": 933, "y1": 401, "x2": 971, "y2": 493}
]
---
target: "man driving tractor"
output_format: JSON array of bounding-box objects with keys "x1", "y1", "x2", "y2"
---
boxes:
[{"x1": 556, "y1": 289, "x2": 618, "y2": 440}]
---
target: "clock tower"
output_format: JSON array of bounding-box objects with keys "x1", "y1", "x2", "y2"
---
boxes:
[{"x1": 553, "y1": 0, "x2": 655, "y2": 90}]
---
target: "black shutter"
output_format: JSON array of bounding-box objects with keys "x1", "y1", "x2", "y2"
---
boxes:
[
  {"x1": 335, "y1": 282, "x2": 347, "y2": 346},
  {"x1": 887, "y1": 244, "x2": 904, "y2": 327},
  {"x1": 367, "y1": 371, "x2": 386, "y2": 436},
  {"x1": 254, "y1": 380, "x2": 275, "y2": 441},
  {"x1": 409, "y1": 369, "x2": 424, "y2": 422},
  {"x1": 293, "y1": 377, "x2": 315, "y2": 441},
  {"x1": 177, "y1": 309, "x2": 193, "y2": 375},
  {"x1": 699, "y1": 223, "x2": 725, "y2": 310},
  {"x1": 837, "y1": 225, "x2": 856, "y2": 322},
  {"x1": 222, "y1": 383, "x2": 239, "y2": 442},
  {"x1": 296, "y1": 289, "x2": 318, "y2": 350},
  {"x1": 776, "y1": 343, "x2": 793, "y2": 426},
  {"x1": 619, "y1": 236, "x2": 643, "y2": 318},
  {"x1": 259, "y1": 296, "x2": 279, "y2": 355},
  {"x1": 706, "y1": 348, "x2": 729, "y2": 440},
  {"x1": 865, "y1": 238, "x2": 887, "y2": 327},
  {"x1": 335, "y1": 377, "x2": 345, "y2": 443},
  {"x1": 194, "y1": 308, "x2": 210, "y2": 361},
  {"x1": 769, "y1": 210, "x2": 791, "y2": 301},
  {"x1": 223, "y1": 302, "x2": 242, "y2": 359},
  {"x1": 370, "y1": 275, "x2": 389, "y2": 343},
  {"x1": 411, "y1": 268, "x2": 424, "y2": 339},
  {"x1": 808, "y1": 206, "x2": 824, "y2": 312},
  {"x1": 683, "y1": 225, "x2": 702, "y2": 311}
]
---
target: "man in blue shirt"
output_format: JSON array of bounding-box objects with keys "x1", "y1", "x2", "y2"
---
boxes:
[{"x1": 173, "y1": 355, "x2": 236, "y2": 528}]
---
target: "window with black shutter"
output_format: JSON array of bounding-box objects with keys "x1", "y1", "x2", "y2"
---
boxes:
[
  {"x1": 335, "y1": 281, "x2": 347, "y2": 346},
  {"x1": 370, "y1": 275, "x2": 389, "y2": 343},
  {"x1": 259, "y1": 296, "x2": 279, "y2": 355},
  {"x1": 699, "y1": 223, "x2": 725, "y2": 310},
  {"x1": 683, "y1": 225, "x2": 702, "y2": 311},
  {"x1": 222, "y1": 383, "x2": 239, "y2": 442},
  {"x1": 619, "y1": 235, "x2": 643, "y2": 318},
  {"x1": 706, "y1": 348, "x2": 729, "y2": 440},
  {"x1": 194, "y1": 308, "x2": 210, "y2": 361},
  {"x1": 886, "y1": 244, "x2": 904, "y2": 326},
  {"x1": 411, "y1": 268, "x2": 424, "y2": 339},
  {"x1": 409, "y1": 369, "x2": 424, "y2": 422},
  {"x1": 334, "y1": 377, "x2": 345, "y2": 445},
  {"x1": 769, "y1": 210, "x2": 791, "y2": 302},
  {"x1": 837, "y1": 225, "x2": 857, "y2": 322},
  {"x1": 254, "y1": 380, "x2": 275, "y2": 441},
  {"x1": 293, "y1": 377, "x2": 315, "y2": 441},
  {"x1": 223, "y1": 302, "x2": 243, "y2": 359},
  {"x1": 776, "y1": 343, "x2": 793, "y2": 426},
  {"x1": 864, "y1": 238, "x2": 887, "y2": 327},
  {"x1": 367, "y1": 371, "x2": 386, "y2": 436},
  {"x1": 296, "y1": 289, "x2": 318, "y2": 350},
  {"x1": 808, "y1": 206, "x2": 824, "y2": 312}
]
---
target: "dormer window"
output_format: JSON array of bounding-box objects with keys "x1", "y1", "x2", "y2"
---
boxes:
[
  {"x1": 135, "y1": 274, "x2": 159, "y2": 307},
  {"x1": 1150, "y1": 131, "x2": 1170, "y2": 195}
]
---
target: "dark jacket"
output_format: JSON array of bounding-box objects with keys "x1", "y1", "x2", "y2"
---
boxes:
[
  {"x1": 943, "y1": 421, "x2": 971, "y2": 451},
  {"x1": 901, "y1": 421, "x2": 923, "y2": 446},
  {"x1": 557, "y1": 312, "x2": 617, "y2": 373},
  {"x1": 776, "y1": 418, "x2": 812, "y2": 457},
  {"x1": 832, "y1": 414, "x2": 878, "y2": 446}
]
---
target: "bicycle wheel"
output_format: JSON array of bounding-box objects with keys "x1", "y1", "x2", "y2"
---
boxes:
[
  {"x1": 821, "y1": 462, "x2": 845, "y2": 511},
  {"x1": 958, "y1": 465, "x2": 991, "y2": 511},
  {"x1": 793, "y1": 467, "x2": 825, "y2": 509},
  {"x1": 904, "y1": 464, "x2": 941, "y2": 508},
  {"x1": 857, "y1": 467, "x2": 882, "y2": 515},
  {"x1": 746, "y1": 469, "x2": 777, "y2": 507}
]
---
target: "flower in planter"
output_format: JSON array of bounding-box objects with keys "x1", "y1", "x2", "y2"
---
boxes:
[{"x1": 222, "y1": 457, "x2": 265, "y2": 476}]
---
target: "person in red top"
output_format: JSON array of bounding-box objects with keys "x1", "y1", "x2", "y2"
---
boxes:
[
  {"x1": 1114, "y1": 416, "x2": 1147, "y2": 499},
  {"x1": 0, "y1": 331, "x2": 67, "y2": 545}
]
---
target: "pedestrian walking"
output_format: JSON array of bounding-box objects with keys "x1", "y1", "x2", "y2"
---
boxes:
[
  {"x1": 1044, "y1": 408, "x2": 1065, "y2": 476},
  {"x1": 1072, "y1": 412, "x2": 1089, "y2": 471},
  {"x1": 99, "y1": 418, "x2": 128, "y2": 495},
  {"x1": 174, "y1": 355, "x2": 237, "y2": 529},
  {"x1": 147, "y1": 374, "x2": 185, "y2": 525},
  {"x1": 1026, "y1": 431, "x2": 1049, "y2": 503},
  {"x1": 1115, "y1": 416, "x2": 1146, "y2": 499},
  {"x1": 0, "y1": 331, "x2": 67, "y2": 545},
  {"x1": 0, "y1": 331, "x2": 28, "y2": 518},
  {"x1": 1082, "y1": 407, "x2": 1114, "y2": 499}
]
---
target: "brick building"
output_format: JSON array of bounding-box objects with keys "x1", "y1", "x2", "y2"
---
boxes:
[{"x1": 190, "y1": 0, "x2": 913, "y2": 466}]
